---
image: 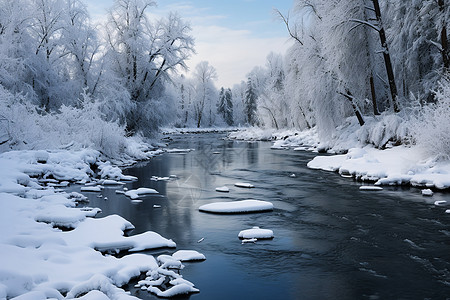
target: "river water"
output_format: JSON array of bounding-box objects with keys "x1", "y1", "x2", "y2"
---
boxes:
[{"x1": 83, "y1": 133, "x2": 450, "y2": 299}]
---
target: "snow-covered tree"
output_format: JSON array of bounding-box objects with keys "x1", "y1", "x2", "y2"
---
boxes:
[
  {"x1": 218, "y1": 87, "x2": 233, "y2": 126},
  {"x1": 244, "y1": 77, "x2": 258, "y2": 126},
  {"x1": 192, "y1": 61, "x2": 217, "y2": 128},
  {"x1": 104, "y1": 0, "x2": 194, "y2": 135}
]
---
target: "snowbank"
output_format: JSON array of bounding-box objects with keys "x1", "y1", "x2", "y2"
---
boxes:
[
  {"x1": 162, "y1": 127, "x2": 240, "y2": 134},
  {"x1": 199, "y1": 200, "x2": 274, "y2": 214},
  {"x1": 0, "y1": 149, "x2": 198, "y2": 299},
  {"x1": 308, "y1": 146, "x2": 450, "y2": 190},
  {"x1": 228, "y1": 127, "x2": 319, "y2": 146}
]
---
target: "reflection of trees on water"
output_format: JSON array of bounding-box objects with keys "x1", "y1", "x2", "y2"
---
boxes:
[{"x1": 246, "y1": 142, "x2": 259, "y2": 165}]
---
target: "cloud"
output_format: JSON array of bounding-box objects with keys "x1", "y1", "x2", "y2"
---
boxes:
[{"x1": 186, "y1": 24, "x2": 292, "y2": 88}]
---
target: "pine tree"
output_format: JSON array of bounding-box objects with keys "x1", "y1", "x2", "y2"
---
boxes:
[
  {"x1": 217, "y1": 87, "x2": 234, "y2": 126},
  {"x1": 245, "y1": 78, "x2": 257, "y2": 126}
]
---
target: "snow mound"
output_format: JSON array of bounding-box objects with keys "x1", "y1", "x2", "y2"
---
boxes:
[
  {"x1": 81, "y1": 186, "x2": 103, "y2": 192},
  {"x1": 125, "y1": 188, "x2": 159, "y2": 199},
  {"x1": 172, "y1": 250, "x2": 206, "y2": 261},
  {"x1": 238, "y1": 226, "x2": 274, "y2": 239},
  {"x1": 215, "y1": 186, "x2": 230, "y2": 192},
  {"x1": 199, "y1": 200, "x2": 273, "y2": 214},
  {"x1": 422, "y1": 189, "x2": 434, "y2": 196},
  {"x1": 101, "y1": 179, "x2": 125, "y2": 185},
  {"x1": 434, "y1": 200, "x2": 447, "y2": 206},
  {"x1": 359, "y1": 186, "x2": 383, "y2": 191},
  {"x1": 234, "y1": 182, "x2": 254, "y2": 188}
]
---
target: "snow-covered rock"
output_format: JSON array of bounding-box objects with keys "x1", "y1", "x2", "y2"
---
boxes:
[
  {"x1": 199, "y1": 200, "x2": 273, "y2": 213},
  {"x1": 359, "y1": 186, "x2": 383, "y2": 191},
  {"x1": 124, "y1": 188, "x2": 159, "y2": 199},
  {"x1": 215, "y1": 186, "x2": 230, "y2": 192},
  {"x1": 422, "y1": 189, "x2": 434, "y2": 196},
  {"x1": 172, "y1": 250, "x2": 206, "y2": 261},
  {"x1": 234, "y1": 182, "x2": 254, "y2": 188},
  {"x1": 238, "y1": 226, "x2": 274, "y2": 239}
]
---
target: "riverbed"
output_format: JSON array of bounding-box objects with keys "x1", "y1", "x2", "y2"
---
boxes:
[{"x1": 81, "y1": 132, "x2": 450, "y2": 299}]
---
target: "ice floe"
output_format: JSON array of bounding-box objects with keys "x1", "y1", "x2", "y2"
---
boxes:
[
  {"x1": 172, "y1": 250, "x2": 206, "y2": 261},
  {"x1": 241, "y1": 238, "x2": 257, "y2": 244},
  {"x1": 422, "y1": 189, "x2": 434, "y2": 196},
  {"x1": 81, "y1": 186, "x2": 103, "y2": 192},
  {"x1": 238, "y1": 226, "x2": 274, "y2": 239},
  {"x1": 234, "y1": 182, "x2": 254, "y2": 188},
  {"x1": 359, "y1": 186, "x2": 383, "y2": 191},
  {"x1": 125, "y1": 187, "x2": 159, "y2": 199},
  {"x1": 199, "y1": 200, "x2": 273, "y2": 213},
  {"x1": 215, "y1": 186, "x2": 230, "y2": 192}
]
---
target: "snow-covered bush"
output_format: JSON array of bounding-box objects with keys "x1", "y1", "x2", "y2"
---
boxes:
[
  {"x1": 412, "y1": 79, "x2": 450, "y2": 160},
  {"x1": 0, "y1": 87, "x2": 130, "y2": 158}
]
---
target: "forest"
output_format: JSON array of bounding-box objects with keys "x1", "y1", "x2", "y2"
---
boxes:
[{"x1": 0, "y1": 0, "x2": 449, "y2": 160}]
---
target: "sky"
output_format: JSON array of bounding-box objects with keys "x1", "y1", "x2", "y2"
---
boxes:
[{"x1": 85, "y1": 0, "x2": 295, "y2": 88}]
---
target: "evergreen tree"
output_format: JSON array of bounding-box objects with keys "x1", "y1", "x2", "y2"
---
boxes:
[
  {"x1": 225, "y1": 88, "x2": 233, "y2": 126},
  {"x1": 245, "y1": 78, "x2": 258, "y2": 126},
  {"x1": 217, "y1": 87, "x2": 234, "y2": 126}
]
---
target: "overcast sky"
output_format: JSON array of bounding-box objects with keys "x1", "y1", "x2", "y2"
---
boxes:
[{"x1": 86, "y1": 0, "x2": 294, "y2": 88}]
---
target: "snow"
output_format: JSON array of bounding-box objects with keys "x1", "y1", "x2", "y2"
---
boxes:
[
  {"x1": 165, "y1": 148, "x2": 194, "y2": 153},
  {"x1": 199, "y1": 200, "x2": 274, "y2": 213},
  {"x1": 359, "y1": 186, "x2": 383, "y2": 191},
  {"x1": 0, "y1": 149, "x2": 198, "y2": 299},
  {"x1": 434, "y1": 200, "x2": 447, "y2": 206},
  {"x1": 101, "y1": 179, "x2": 125, "y2": 185},
  {"x1": 234, "y1": 182, "x2": 255, "y2": 188},
  {"x1": 151, "y1": 176, "x2": 170, "y2": 181},
  {"x1": 172, "y1": 250, "x2": 206, "y2": 261},
  {"x1": 422, "y1": 189, "x2": 434, "y2": 196},
  {"x1": 238, "y1": 227, "x2": 274, "y2": 239},
  {"x1": 241, "y1": 238, "x2": 257, "y2": 244},
  {"x1": 81, "y1": 186, "x2": 103, "y2": 192},
  {"x1": 215, "y1": 186, "x2": 230, "y2": 192},
  {"x1": 124, "y1": 188, "x2": 159, "y2": 200},
  {"x1": 307, "y1": 146, "x2": 450, "y2": 190}
]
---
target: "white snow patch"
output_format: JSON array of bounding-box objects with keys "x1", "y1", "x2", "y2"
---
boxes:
[
  {"x1": 199, "y1": 200, "x2": 273, "y2": 213},
  {"x1": 241, "y1": 238, "x2": 257, "y2": 244},
  {"x1": 172, "y1": 250, "x2": 206, "y2": 261},
  {"x1": 81, "y1": 186, "x2": 103, "y2": 192},
  {"x1": 308, "y1": 146, "x2": 450, "y2": 190},
  {"x1": 359, "y1": 186, "x2": 383, "y2": 191},
  {"x1": 234, "y1": 182, "x2": 254, "y2": 188},
  {"x1": 422, "y1": 189, "x2": 434, "y2": 196},
  {"x1": 215, "y1": 186, "x2": 230, "y2": 192},
  {"x1": 125, "y1": 188, "x2": 159, "y2": 200},
  {"x1": 238, "y1": 227, "x2": 274, "y2": 239},
  {"x1": 434, "y1": 200, "x2": 447, "y2": 206}
]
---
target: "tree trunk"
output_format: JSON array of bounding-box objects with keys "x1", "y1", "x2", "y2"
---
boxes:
[
  {"x1": 372, "y1": 0, "x2": 400, "y2": 112},
  {"x1": 339, "y1": 90, "x2": 365, "y2": 126},
  {"x1": 439, "y1": 0, "x2": 449, "y2": 70},
  {"x1": 370, "y1": 75, "x2": 380, "y2": 115}
]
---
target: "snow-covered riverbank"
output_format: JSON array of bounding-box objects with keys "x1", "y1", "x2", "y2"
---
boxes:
[
  {"x1": 230, "y1": 127, "x2": 450, "y2": 197},
  {"x1": 0, "y1": 149, "x2": 201, "y2": 299}
]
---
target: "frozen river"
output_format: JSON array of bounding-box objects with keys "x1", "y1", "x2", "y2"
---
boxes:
[{"x1": 82, "y1": 133, "x2": 450, "y2": 299}]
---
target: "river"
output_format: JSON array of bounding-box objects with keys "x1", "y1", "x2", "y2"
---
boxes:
[{"x1": 82, "y1": 132, "x2": 450, "y2": 299}]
